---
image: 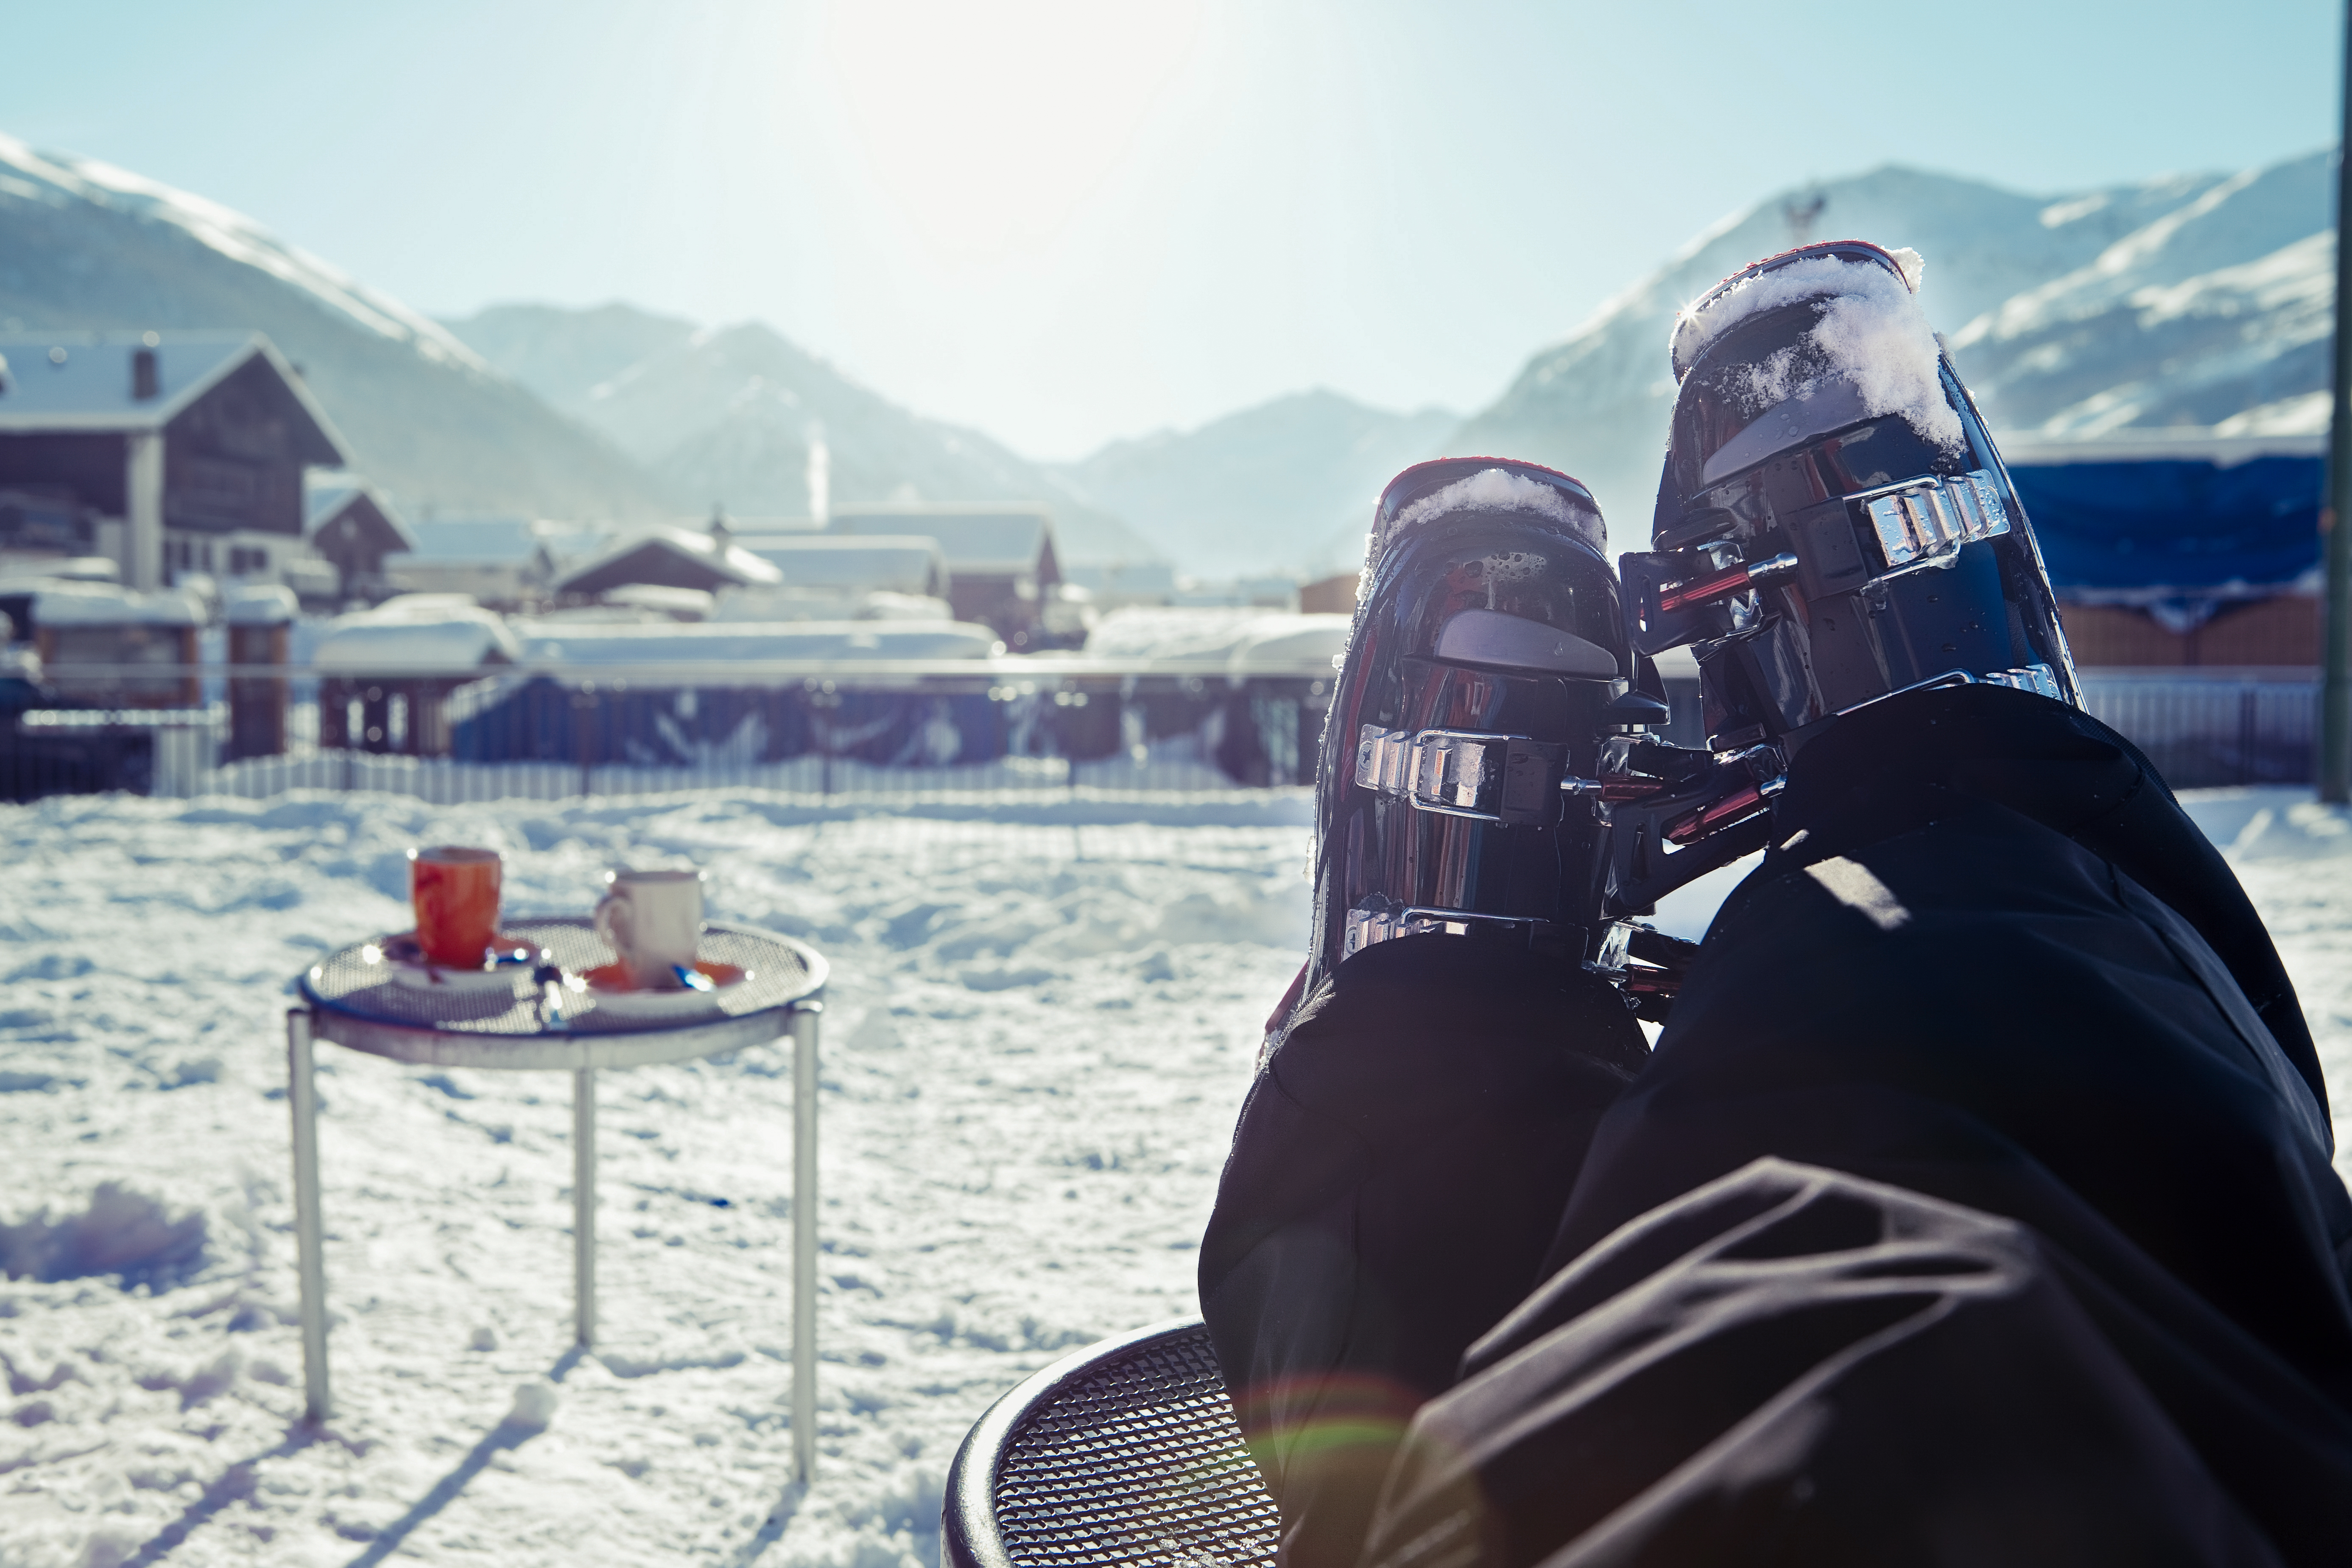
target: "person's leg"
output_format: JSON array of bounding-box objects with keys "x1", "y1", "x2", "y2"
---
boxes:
[
  {"x1": 1373, "y1": 1159, "x2": 2328, "y2": 1568},
  {"x1": 1202, "y1": 453, "x2": 1659, "y2": 1567},
  {"x1": 1363, "y1": 686, "x2": 2352, "y2": 1566},
  {"x1": 1199, "y1": 935, "x2": 1647, "y2": 1568}
]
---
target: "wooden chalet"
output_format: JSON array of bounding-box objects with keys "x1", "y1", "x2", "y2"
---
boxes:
[
  {"x1": 0, "y1": 331, "x2": 350, "y2": 593},
  {"x1": 305, "y1": 477, "x2": 416, "y2": 605}
]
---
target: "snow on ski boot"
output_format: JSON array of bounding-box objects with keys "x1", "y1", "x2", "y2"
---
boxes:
[
  {"x1": 1603, "y1": 240, "x2": 2081, "y2": 914},
  {"x1": 1280, "y1": 456, "x2": 1687, "y2": 1038}
]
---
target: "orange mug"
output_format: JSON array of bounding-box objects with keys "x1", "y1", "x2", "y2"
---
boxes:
[{"x1": 408, "y1": 845, "x2": 502, "y2": 967}]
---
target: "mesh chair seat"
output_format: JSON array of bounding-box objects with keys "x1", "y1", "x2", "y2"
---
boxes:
[{"x1": 943, "y1": 1318, "x2": 1280, "y2": 1568}]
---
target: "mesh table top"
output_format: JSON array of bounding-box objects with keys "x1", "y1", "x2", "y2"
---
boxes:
[
  {"x1": 298, "y1": 918, "x2": 825, "y2": 1069},
  {"x1": 988, "y1": 1322, "x2": 1278, "y2": 1568}
]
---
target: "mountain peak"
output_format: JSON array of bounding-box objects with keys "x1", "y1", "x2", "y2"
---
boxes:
[
  {"x1": 1054, "y1": 388, "x2": 1459, "y2": 576},
  {"x1": 441, "y1": 302, "x2": 1162, "y2": 564},
  {"x1": 0, "y1": 132, "x2": 488, "y2": 373},
  {"x1": 0, "y1": 132, "x2": 674, "y2": 520},
  {"x1": 1451, "y1": 149, "x2": 2330, "y2": 537}
]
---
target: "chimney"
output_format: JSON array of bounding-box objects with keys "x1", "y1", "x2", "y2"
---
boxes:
[
  {"x1": 131, "y1": 347, "x2": 159, "y2": 401},
  {"x1": 805, "y1": 424, "x2": 830, "y2": 528}
]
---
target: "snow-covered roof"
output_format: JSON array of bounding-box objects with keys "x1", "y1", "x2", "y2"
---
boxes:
[
  {"x1": 709, "y1": 588, "x2": 959, "y2": 625},
  {"x1": 735, "y1": 534, "x2": 947, "y2": 595},
  {"x1": 304, "y1": 475, "x2": 417, "y2": 551},
  {"x1": 313, "y1": 599, "x2": 525, "y2": 674},
  {"x1": 513, "y1": 620, "x2": 1003, "y2": 664},
  {"x1": 0, "y1": 556, "x2": 119, "y2": 588},
  {"x1": 394, "y1": 517, "x2": 607, "y2": 565},
  {"x1": 31, "y1": 582, "x2": 205, "y2": 627},
  {"x1": 857, "y1": 592, "x2": 955, "y2": 622},
  {"x1": 2000, "y1": 430, "x2": 2325, "y2": 468},
  {"x1": 831, "y1": 508, "x2": 1057, "y2": 577},
  {"x1": 305, "y1": 484, "x2": 362, "y2": 526},
  {"x1": 1084, "y1": 607, "x2": 1352, "y2": 675},
  {"x1": 0, "y1": 331, "x2": 350, "y2": 462},
  {"x1": 224, "y1": 583, "x2": 297, "y2": 626},
  {"x1": 1228, "y1": 616, "x2": 1352, "y2": 676},
  {"x1": 553, "y1": 528, "x2": 785, "y2": 597},
  {"x1": 598, "y1": 584, "x2": 715, "y2": 618},
  {"x1": 1061, "y1": 560, "x2": 1179, "y2": 597}
]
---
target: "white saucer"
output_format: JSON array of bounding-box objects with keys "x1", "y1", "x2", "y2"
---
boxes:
[
  {"x1": 369, "y1": 933, "x2": 548, "y2": 993},
  {"x1": 579, "y1": 960, "x2": 751, "y2": 1021}
]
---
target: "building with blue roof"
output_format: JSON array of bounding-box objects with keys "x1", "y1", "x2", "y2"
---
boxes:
[{"x1": 2007, "y1": 432, "x2": 2322, "y2": 667}]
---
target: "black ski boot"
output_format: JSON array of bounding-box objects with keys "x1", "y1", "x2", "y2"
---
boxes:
[
  {"x1": 1601, "y1": 239, "x2": 2083, "y2": 911},
  {"x1": 1281, "y1": 456, "x2": 1679, "y2": 1035},
  {"x1": 1207, "y1": 458, "x2": 1667, "y2": 1568}
]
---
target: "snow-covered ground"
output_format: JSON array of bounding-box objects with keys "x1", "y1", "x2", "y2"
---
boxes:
[
  {"x1": 2, "y1": 785, "x2": 2346, "y2": 1568},
  {"x1": 0, "y1": 791, "x2": 1313, "y2": 1568}
]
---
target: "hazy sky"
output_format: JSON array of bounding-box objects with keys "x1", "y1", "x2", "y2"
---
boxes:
[{"x1": 8, "y1": 0, "x2": 2342, "y2": 459}]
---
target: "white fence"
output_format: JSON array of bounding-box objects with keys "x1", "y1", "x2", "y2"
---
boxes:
[{"x1": 3, "y1": 663, "x2": 2322, "y2": 804}]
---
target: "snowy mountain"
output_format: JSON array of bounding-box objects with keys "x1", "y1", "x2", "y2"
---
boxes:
[
  {"x1": 14, "y1": 120, "x2": 2323, "y2": 577},
  {"x1": 1947, "y1": 152, "x2": 2334, "y2": 439},
  {"x1": 1049, "y1": 389, "x2": 1456, "y2": 579},
  {"x1": 437, "y1": 302, "x2": 698, "y2": 413},
  {"x1": 0, "y1": 134, "x2": 670, "y2": 523},
  {"x1": 442, "y1": 309, "x2": 1162, "y2": 566},
  {"x1": 1450, "y1": 153, "x2": 2332, "y2": 545}
]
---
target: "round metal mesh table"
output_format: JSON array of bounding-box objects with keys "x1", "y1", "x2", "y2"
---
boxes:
[
  {"x1": 283, "y1": 917, "x2": 827, "y2": 1485},
  {"x1": 945, "y1": 1319, "x2": 1279, "y2": 1568},
  {"x1": 299, "y1": 917, "x2": 824, "y2": 1069}
]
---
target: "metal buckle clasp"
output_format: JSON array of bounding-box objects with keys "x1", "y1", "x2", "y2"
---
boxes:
[
  {"x1": 1857, "y1": 470, "x2": 2010, "y2": 572},
  {"x1": 1354, "y1": 724, "x2": 1570, "y2": 826},
  {"x1": 1341, "y1": 897, "x2": 1564, "y2": 959}
]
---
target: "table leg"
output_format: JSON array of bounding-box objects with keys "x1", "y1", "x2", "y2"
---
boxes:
[
  {"x1": 793, "y1": 1005, "x2": 820, "y2": 1484},
  {"x1": 575, "y1": 1066, "x2": 597, "y2": 1348},
  {"x1": 287, "y1": 1007, "x2": 330, "y2": 1424}
]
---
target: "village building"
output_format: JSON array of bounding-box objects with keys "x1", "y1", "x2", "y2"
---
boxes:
[
  {"x1": 2009, "y1": 432, "x2": 2322, "y2": 668},
  {"x1": 382, "y1": 517, "x2": 609, "y2": 607},
  {"x1": 550, "y1": 526, "x2": 784, "y2": 602},
  {"x1": 829, "y1": 506, "x2": 1061, "y2": 643},
  {"x1": 1061, "y1": 559, "x2": 1179, "y2": 608},
  {"x1": 0, "y1": 331, "x2": 348, "y2": 593},
  {"x1": 1296, "y1": 572, "x2": 1359, "y2": 615},
  {"x1": 304, "y1": 476, "x2": 415, "y2": 606},
  {"x1": 732, "y1": 534, "x2": 949, "y2": 601},
  {"x1": 311, "y1": 595, "x2": 524, "y2": 755}
]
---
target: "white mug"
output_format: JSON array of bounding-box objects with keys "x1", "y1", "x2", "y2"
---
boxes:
[{"x1": 593, "y1": 868, "x2": 706, "y2": 989}]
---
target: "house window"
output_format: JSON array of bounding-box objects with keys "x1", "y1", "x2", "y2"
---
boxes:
[
  {"x1": 229, "y1": 545, "x2": 270, "y2": 576},
  {"x1": 182, "y1": 456, "x2": 260, "y2": 509}
]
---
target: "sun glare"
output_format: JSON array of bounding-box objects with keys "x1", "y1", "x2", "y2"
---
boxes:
[{"x1": 820, "y1": 0, "x2": 1204, "y2": 270}]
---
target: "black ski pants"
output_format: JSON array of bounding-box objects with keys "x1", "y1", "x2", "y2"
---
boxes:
[{"x1": 1200, "y1": 686, "x2": 2352, "y2": 1567}]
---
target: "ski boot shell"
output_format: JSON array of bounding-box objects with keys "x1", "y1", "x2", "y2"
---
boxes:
[
  {"x1": 1629, "y1": 240, "x2": 2078, "y2": 747},
  {"x1": 1595, "y1": 241, "x2": 2083, "y2": 913},
  {"x1": 1301, "y1": 458, "x2": 1661, "y2": 1011}
]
